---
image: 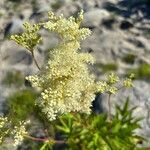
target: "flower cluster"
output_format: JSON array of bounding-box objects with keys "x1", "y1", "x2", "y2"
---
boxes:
[
  {"x1": 96, "y1": 73, "x2": 134, "y2": 94},
  {"x1": 107, "y1": 73, "x2": 119, "y2": 84},
  {"x1": 123, "y1": 74, "x2": 135, "y2": 88},
  {"x1": 0, "y1": 116, "x2": 8, "y2": 143},
  {"x1": 11, "y1": 22, "x2": 42, "y2": 52},
  {"x1": 0, "y1": 115, "x2": 29, "y2": 146},
  {"x1": 44, "y1": 11, "x2": 91, "y2": 42},
  {"x1": 96, "y1": 73, "x2": 119, "y2": 94},
  {"x1": 0, "y1": 116, "x2": 7, "y2": 129},
  {"x1": 12, "y1": 121, "x2": 29, "y2": 146},
  {"x1": 26, "y1": 11, "x2": 96, "y2": 120}
]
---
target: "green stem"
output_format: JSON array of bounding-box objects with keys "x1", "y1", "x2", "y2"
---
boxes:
[
  {"x1": 40, "y1": 142, "x2": 49, "y2": 150},
  {"x1": 108, "y1": 94, "x2": 112, "y2": 121}
]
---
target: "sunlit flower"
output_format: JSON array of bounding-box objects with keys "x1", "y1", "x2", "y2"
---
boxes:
[
  {"x1": 12, "y1": 120, "x2": 29, "y2": 146},
  {"x1": 27, "y1": 11, "x2": 96, "y2": 121}
]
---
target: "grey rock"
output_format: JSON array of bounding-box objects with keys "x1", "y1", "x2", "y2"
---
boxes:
[
  {"x1": 82, "y1": 9, "x2": 110, "y2": 28},
  {"x1": 120, "y1": 20, "x2": 134, "y2": 30},
  {"x1": 4, "y1": 15, "x2": 24, "y2": 37},
  {"x1": 103, "y1": 1, "x2": 124, "y2": 14},
  {"x1": 9, "y1": 50, "x2": 33, "y2": 65},
  {"x1": 136, "y1": 36, "x2": 150, "y2": 52},
  {"x1": 82, "y1": 28, "x2": 123, "y2": 63},
  {"x1": 92, "y1": 93, "x2": 104, "y2": 114},
  {"x1": 82, "y1": 0, "x2": 98, "y2": 11},
  {"x1": 127, "y1": 38, "x2": 145, "y2": 48},
  {"x1": 58, "y1": 0, "x2": 72, "y2": 3},
  {"x1": 101, "y1": 18, "x2": 116, "y2": 30},
  {"x1": 29, "y1": 12, "x2": 44, "y2": 22},
  {"x1": 127, "y1": 0, "x2": 150, "y2": 7},
  {"x1": 56, "y1": 2, "x2": 78, "y2": 17},
  {"x1": 0, "y1": 96, "x2": 5, "y2": 116},
  {"x1": 36, "y1": 1, "x2": 51, "y2": 13}
]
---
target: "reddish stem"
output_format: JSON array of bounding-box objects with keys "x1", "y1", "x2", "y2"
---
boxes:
[{"x1": 24, "y1": 135, "x2": 66, "y2": 144}]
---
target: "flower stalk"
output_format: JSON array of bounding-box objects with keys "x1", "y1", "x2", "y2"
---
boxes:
[
  {"x1": 23, "y1": 134, "x2": 66, "y2": 144},
  {"x1": 31, "y1": 51, "x2": 41, "y2": 70},
  {"x1": 108, "y1": 93, "x2": 112, "y2": 121}
]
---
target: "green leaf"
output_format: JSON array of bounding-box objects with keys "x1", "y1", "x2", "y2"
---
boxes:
[
  {"x1": 122, "y1": 97, "x2": 130, "y2": 115},
  {"x1": 56, "y1": 125, "x2": 70, "y2": 133},
  {"x1": 111, "y1": 121, "x2": 121, "y2": 133}
]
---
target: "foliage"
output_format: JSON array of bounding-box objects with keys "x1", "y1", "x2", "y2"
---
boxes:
[
  {"x1": 54, "y1": 99, "x2": 145, "y2": 150},
  {"x1": 7, "y1": 89, "x2": 37, "y2": 123}
]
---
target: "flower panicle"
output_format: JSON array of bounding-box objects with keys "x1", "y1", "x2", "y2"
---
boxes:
[
  {"x1": 44, "y1": 10, "x2": 91, "y2": 42},
  {"x1": 10, "y1": 22, "x2": 42, "y2": 52},
  {"x1": 12, "y1": 120, "x2": 30, "y2": 146},
  {"x1": 26, "y1": 11, "x2": 95, "y2": 121}
]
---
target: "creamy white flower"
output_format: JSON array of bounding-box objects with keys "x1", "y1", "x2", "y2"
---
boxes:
[
  {"x1": 26, "y1": 11, "x2": 96, "y2": 121},
  {"x1": 12, "y1": 121, "x2": 29, "y2": 146},
  {"x1": 0, "y1": 117, "x2": 7, "y2": 129}
]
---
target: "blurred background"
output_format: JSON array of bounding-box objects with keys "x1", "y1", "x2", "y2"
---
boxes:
[{"x1": 0, "y1": 0, "x2": 150, "y2": 149}]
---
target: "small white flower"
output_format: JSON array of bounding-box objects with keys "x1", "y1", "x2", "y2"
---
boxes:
[{"x1": 12, "y1": 121, "x2": 29, "y2": 146}]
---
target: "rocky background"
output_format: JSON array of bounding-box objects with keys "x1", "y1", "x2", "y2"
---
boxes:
[{"x1": 0, "y1": 0, "x2": 150, "y2": 149}]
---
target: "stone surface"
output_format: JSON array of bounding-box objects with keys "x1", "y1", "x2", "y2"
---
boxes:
[
  {"x1": 119, "y1": 20, "x2": 134, "y2": 30},
  {"x1": 4, "y1": 16, "x2": 24, "y2": 37},
  {"x1": 9, "y1": 50, "x2": 33, "y2": 65},
  {"x1": 82, "y1": 9, "x2": 110, "y2": 27}
]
